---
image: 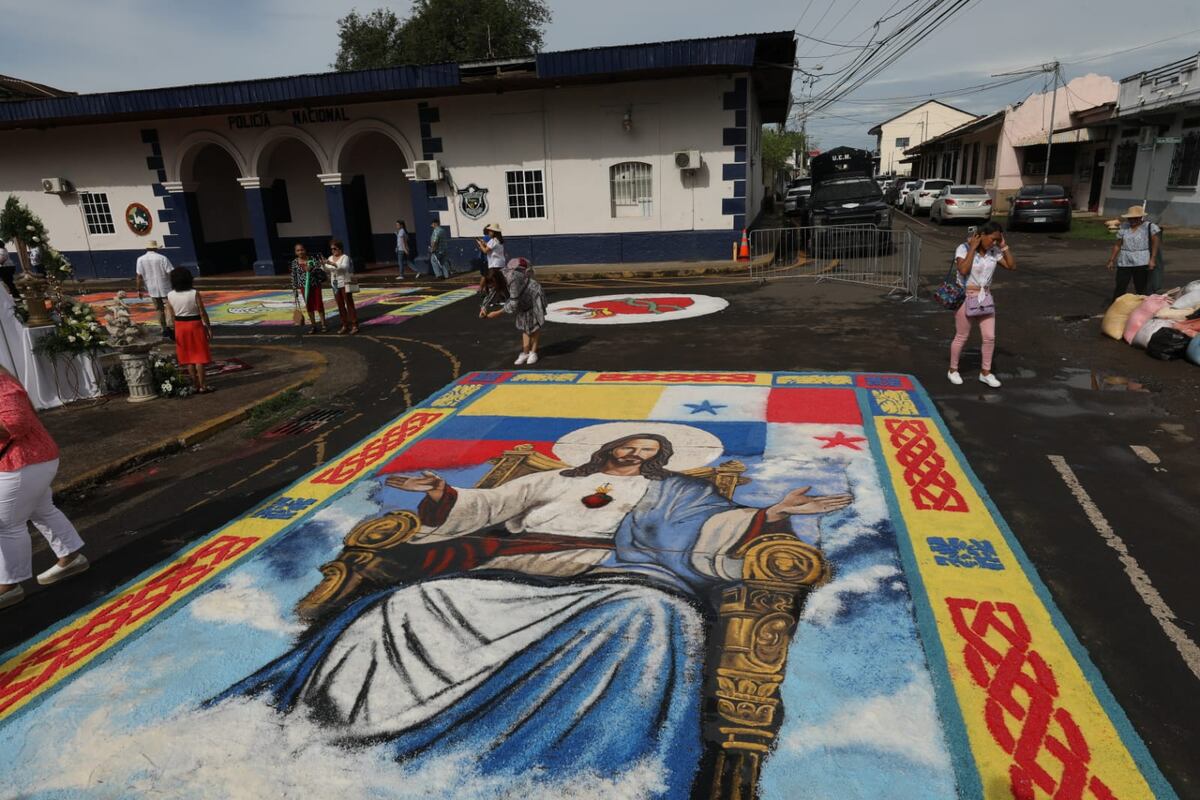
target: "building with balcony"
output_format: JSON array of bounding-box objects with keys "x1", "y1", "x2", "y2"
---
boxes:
[{"x1": 1102, "y1": 52, "x2": 1200, "y2": 226}]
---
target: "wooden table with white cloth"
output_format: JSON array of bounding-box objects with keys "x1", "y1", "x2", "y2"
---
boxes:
[{"x1": 0, "y1": 288, "x2": 100, "y2": 410}]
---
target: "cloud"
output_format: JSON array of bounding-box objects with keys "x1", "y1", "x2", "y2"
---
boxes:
[
  {"x1": 784, "y1": 670, "x2": 952, "y2": 770},
  {"x1": 189, "y1": 572, "x2": 304, "y2": 636},
  {"x1": 23, "y1": 697, "x2": 672, "y2": 800},
  {"x1": 803, "y1": 563, "x2": 901, "y2": 627}
]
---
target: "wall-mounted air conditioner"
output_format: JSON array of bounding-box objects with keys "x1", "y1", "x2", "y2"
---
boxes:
[
  {"x1": 404, "y1": 160, "x2": 443, "y2": 181},
  {"x1": 41, "y1": 177, "x2": 73, "y2": 194},
  {"x1": 674, "y1": 150, "x2": 701, "y2": 170}
]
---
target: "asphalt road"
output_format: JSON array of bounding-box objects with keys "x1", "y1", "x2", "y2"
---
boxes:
[{"x1": 5, "y1": 215, "x2": 1199, "y2": 797}]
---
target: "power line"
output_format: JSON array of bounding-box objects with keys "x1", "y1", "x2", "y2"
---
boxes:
[{"x1": 1064, "y1": 28, "x2": 1200, "y2": 67}]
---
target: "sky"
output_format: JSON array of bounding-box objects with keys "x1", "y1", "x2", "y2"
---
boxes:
[{"x1": 5, "y1": 0, "x2": 1200, "y2": 151}]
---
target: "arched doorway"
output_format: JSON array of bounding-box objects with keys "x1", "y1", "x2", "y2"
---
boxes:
[
  {"x1": 259, "y1": 137, "x2": 328, "y2": 262},
  {"x1": 185, "y1": 143, "x2": 255, "y2": 273},
  {"x1": 337, "y1": 131, "x2": 413, "y2": 266}
]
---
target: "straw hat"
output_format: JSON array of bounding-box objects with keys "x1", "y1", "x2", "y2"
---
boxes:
[
  {"x1": 483, "y1": 223, "x2": 502, "y2": 233},
  {"x1": 1120, "y1": 205, "x2": 1147, "y2": 220},
  {"x1": 146, "y1": 240, "x2": 161, "y2": 249}
]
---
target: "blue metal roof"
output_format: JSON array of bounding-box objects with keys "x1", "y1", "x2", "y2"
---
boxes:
[
  {"x1": 0, "y1": 32, "x2": 793, "y2": 127},
  {"x1": 536, "y1": 36, "x2": 760, "y2": 79}
]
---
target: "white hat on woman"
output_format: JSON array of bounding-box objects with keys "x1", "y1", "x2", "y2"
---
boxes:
[
  {"x1": 1120, "y1": 205, "x2": 1147, "y2": 219},
  {"x1": 483, "y1": 223, "x2": 502, "y2": 233}
]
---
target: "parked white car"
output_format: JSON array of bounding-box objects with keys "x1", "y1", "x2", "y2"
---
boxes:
[
  {"x1": 893, "y1": 180, "x2": 919, "y2": 208},
  {"x1": 930, "y1": 185, "x2": 994, "y2": 224},
  {"x1": 783, "y1": 179, "x2": 812, "y2": 216},
  {"x1": 902, "y1": 178, "x2": 952, "y2": 215}
]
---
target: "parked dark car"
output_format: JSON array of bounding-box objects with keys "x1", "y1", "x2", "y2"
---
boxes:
[{"x1": 1008, "y1": 184, "x2": 1072, "y2": 231}]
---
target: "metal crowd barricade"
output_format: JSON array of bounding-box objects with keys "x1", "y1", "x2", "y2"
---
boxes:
[{"x1": 747, "y1": 224, "x2": 920, "y2": 299}]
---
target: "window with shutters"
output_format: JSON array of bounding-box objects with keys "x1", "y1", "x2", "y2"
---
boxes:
[
  {"x1": 1166, "y1": 127, "x2": 1200, "y2": 188},
  {"x1": 1110, "y1": 140, "x2": 1138, "y2": 187},
  {"x1": 610, "y1": 161, "x2": 653, "y2": 218}
]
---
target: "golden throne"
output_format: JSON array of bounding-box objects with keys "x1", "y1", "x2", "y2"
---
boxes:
[{"x1": 296, "y1": 444, "x2": 829, "y2": 800}]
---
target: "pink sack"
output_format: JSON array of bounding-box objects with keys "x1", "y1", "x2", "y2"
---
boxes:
[{"x1": 1123, "y1": 294, "x2": 1173, "y2": 344}]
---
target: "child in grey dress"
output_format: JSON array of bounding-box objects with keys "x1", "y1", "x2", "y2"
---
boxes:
[{"x1": 480, "y1": 258, "x2": 546, "y2": 365}]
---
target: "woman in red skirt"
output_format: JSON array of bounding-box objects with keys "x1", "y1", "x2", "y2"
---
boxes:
[{"x1": 165, "y1": 268, "x2": 214, "y2": 393}]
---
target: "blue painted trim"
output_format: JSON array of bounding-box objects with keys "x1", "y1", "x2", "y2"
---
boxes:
[
  {"x1": 152, "y1": 183, "x2": 168, "y2": 197},
  {"x1": 732, "y1": 214, "x2": 746, "y2": 231},
  {"x1": 428, "y1": 196, "x2": 448, "y2": 212},
  {"x1": 732, "y1": 180, "x2": 745, "y2": 198},
  {"x1": 422, "y1": 137, "x2": 442, "y2": 155},
  {"x1": 145, "y1": 155, "x2": 163, "y2": 171},
  {"x1": 323, "y1": 184, "x2": 352, "y2": 261},
  {"x1": 156, "y1": 208, "x2": 175, "y2": 223},
  {"x1": 417, "y1": 104, "x2": 439, "y2": 124},
  {"x1": 243, "y1": 186, "x2": 284, "y2": 274},
  {"x1": 856, "y1": 377, "x2": 1180, "y2": 800},
  {"x1": 733, "y1": 146, "x2": 746, "y2": 164},
  {"x1": 139, "y1": 128, "x2": 157, "y2": 143},
  {"x1": 538, "y1": 36, "x2": 760, "y2": 79},
  {"x1": 733, "y1": 109, "x2": 746, "y2": 128},
  {"x1": 721, "y1": 197, "x2": 746, "y2": 215},
  {"x1": 150, "y1": 142, "x2": 161, "y2": 157},
  {"x1": 722, "y1": 128, "x2": 746, "y2": 146},
  {"x1": 721, "y1": 163, "x2": 746, "y2": 181}
]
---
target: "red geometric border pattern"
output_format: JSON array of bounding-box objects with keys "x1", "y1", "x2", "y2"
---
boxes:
[
  {"x1": 311, "y1": 411, "x2": 445, "y2": 485},
  {"x1": 0, "y1": 534, "x2": 257, "y2": 718},
  {"x1": 946, "y1": 598, "x2": 1119, "y2": 800},
  {"x1": 884, "y1": 418, "x2": 969, "y2": 512}
]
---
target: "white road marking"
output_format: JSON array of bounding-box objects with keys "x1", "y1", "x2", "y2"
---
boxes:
[
  {"x1": 1130, "y1": 445, "x2": 1161, "y2": 465},
  {"x1": 1047, "y1": 454, "x2": 1200, "y2": 680}
]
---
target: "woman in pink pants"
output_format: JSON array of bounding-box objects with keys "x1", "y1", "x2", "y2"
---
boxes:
[
  {"x1": 0, "y1": 367, "x2": 87, "y2": 610},
  {"x1": 948, "y1": 221, "x2": 1016, "y2": 388}
]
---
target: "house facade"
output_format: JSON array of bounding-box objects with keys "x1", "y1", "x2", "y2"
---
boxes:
[
  {"x1": 0, "y1": 32, "x2": 794, "y2": 278},
  {"x1": 1101, "y1": 52, "x2": 1200, "y2": 226},
  {"x1": 869, "y1": 100, "x2": 977, "y2": 177},
  {"x1": 904, "y1": 75, "x2": 1118, "y2": 211}
]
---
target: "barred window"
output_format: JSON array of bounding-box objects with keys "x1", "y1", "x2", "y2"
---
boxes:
[
  {"x1": 1167, "y1": 128, "x2": 1200, "y2": 188},
  {"x1": 80, "y1": 192, "x2": 115, "y2": 235},
  {"x1": 1110, "y1": 140, "x2": 1138, "y2": 187},
  {"x1": 505, "y1": 169, "x2": 546, "y2": 219},
  {"x1": 610, "y1": 161, "x2": 653, "y2": 218},
  {"x1": 895, "y1": 137, "x2": 910, "y2": 148}
]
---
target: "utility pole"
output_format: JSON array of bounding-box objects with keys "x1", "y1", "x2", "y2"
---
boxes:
[{"x1": 1043, "y1": 61, "x2": 1060, "y2": 187}]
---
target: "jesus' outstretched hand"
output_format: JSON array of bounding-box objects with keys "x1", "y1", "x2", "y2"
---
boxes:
[
  {"x1": 765, "y1": 486, "x2": 852, "y2": 522},
  {"x1": 386, "y1": 471, "x2": 447, "y2": 502}
]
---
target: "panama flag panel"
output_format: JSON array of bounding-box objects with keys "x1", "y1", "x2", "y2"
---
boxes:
[{"x1": 0, "y1": 372, "x2": 1175, "y2": 800}]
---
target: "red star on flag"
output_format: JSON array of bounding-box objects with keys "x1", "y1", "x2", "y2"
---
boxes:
[{"x1": 815, "y1": 431, "x2": 866, "y2": 450}]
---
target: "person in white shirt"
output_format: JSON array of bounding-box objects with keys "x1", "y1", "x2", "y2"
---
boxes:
[
  {"x1": 395, "y1": 219, "x2": 414, "y2": 279},
  {"x1": 947, "y1": 222, "x2": 1016, "y2": 389},
  {"x1": 323, "y1": 239, "x2": 359, "y2": 334},
  {"x1": 0, "y1": 245, "x2": 15, "y2": 298},
  {"x1": 135, "y1": 241, "x2": 175, "y2": 338}
]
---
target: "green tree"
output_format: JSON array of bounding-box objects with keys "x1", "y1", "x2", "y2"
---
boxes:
[
  {"x1": 761, "y1": 127, "x2": 808, "y2": 182},
  {"x1": 334, "y1": 0, "x2": 552, "y2": 71}
]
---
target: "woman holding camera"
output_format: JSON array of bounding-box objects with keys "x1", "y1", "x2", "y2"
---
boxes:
[{"x1": 948, "y1": 222, "x2": 1016, "y2": 388}]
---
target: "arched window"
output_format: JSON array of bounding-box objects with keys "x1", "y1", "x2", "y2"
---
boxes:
[{"x1": 610, "y1": 161, "x2": 653, "y2": 218}]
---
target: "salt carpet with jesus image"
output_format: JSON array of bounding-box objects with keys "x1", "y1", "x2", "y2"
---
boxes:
[{"x1": 0, "y1": 372, "x2": 1176, "y2": 799}]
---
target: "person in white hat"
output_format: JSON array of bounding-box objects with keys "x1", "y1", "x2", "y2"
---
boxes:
[
  {"x1": 475, "y1": 223, "x2": 506, "y2": 273},
  {"x1": 1106, "y1": 205, "x2": 1160, "y2": 302},
  {"x1": 135, "y1": 240, "x2": 175, "y2": 338}
]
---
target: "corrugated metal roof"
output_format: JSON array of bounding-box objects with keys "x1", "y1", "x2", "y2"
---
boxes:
[
  {"x1": 0, "y1": 32, "x2": 793, "y2": 127},
  {"x1": 0, "y1": 63, "x2": 460, "y2": 125},
  {"x1": 536, "y1": 36, "x2": 760, "y2": 78}
]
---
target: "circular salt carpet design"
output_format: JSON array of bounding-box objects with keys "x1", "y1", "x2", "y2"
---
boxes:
[{"x1": 545, "y1": 293, "x2": 729, "y2": 325}]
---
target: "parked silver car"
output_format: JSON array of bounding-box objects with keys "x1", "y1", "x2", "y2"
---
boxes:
[
  {"x1": 902, "y1": 178, "x2": 952, "y2": 215},
  {"x1": 930, "y1": 185, "x2": 994, "y2": 224},
  {"x1": 783, "y1": 179, "x2": 812, "y2": 215}
]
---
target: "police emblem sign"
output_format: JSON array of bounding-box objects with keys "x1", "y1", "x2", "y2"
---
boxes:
[{"x1": 457, "y1": 183, "x2": 488, "y2": 220}]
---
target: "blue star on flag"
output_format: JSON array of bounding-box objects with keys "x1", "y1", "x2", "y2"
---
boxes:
[{"x1": 684, "y1": 400, "x2": 726, "y2": 415}]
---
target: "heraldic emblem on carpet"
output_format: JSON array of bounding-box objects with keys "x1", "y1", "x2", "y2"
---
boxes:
[{"x1": 0, "y1": 372, "x2": 1176, "y2": 800}]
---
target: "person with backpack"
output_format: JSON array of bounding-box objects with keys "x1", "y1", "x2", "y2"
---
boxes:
[
  {"x1": 947, "y1": 222, "x2": 1016, "y2": 388},
  {"x1": 480, "y1": 257, "x2": 546, "y2": 365}
]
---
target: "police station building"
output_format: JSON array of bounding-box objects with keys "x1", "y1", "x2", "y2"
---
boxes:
[{"x1": 0, "y1": 32, "x2": 793, "y2": 279}]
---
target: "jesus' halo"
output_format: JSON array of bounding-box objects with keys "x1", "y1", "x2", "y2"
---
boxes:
[{"x1": 552, "y1": 422, "x2": 724, "y2": 471}]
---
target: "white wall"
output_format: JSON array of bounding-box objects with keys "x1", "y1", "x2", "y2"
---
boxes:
[
  {"x1": 876, "y1": 102, "x2": 977, "y2": 176},
  {"x1": 0, "y1": 121, "x2": 167, "y2": 255},
  {"x1": 0, "y1": 72, "x2": 754, "y2": 259}
]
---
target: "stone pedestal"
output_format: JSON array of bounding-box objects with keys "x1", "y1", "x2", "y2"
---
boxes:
[{"x1": 116, "y1": 349, "x2": 157, "y2": 403}]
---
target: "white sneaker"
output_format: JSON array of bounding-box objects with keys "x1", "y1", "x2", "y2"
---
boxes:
[
  {"x1": 36, "y1": 553, "x2": 89, "y2": 586},
  {"x1": 514, "y1": 352, "x2": 530, "y2": 365},
  {"x1": 0, "y1": 585, "x2": 24, "y2": 610},
  {"x1": 947, "y1": 370, "x2": 963, "y2": 385},
  {"x1": 979, "y1": 373, "x2": 1002, "y2": 389},
  {"x1": 525, "y1": 352, "x2": 538, "y2": 365}
]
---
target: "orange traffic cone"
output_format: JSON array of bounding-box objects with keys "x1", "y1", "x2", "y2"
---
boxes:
[{"x1": 737, "y1": 228, "x2": 750, "y2": 261}]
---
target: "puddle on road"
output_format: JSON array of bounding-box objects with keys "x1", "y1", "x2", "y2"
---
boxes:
[{"x1": 1055, "y1": 368, "x2": 1150, "y2": 392}]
